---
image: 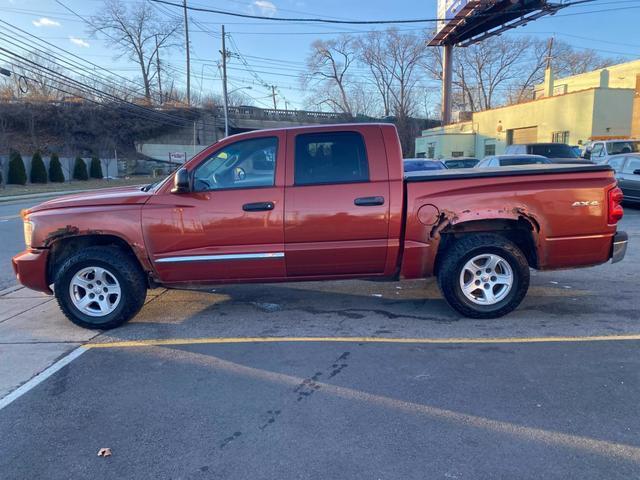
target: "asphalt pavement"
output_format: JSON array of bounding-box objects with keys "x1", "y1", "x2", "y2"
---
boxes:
[
  {"x1": 1, "y1": 340, "x2": 639, "y2": 479},
  {"x1": 0, "y1": 195, "x2": 63, "y2": 290},
  {"x1": 0, "y1": 201, "x2": 638, "y2": 479}
]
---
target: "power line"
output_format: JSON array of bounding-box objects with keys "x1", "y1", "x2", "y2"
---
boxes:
[{"x1": 148, "y1": 0, "x2": 596, "y2": 24}]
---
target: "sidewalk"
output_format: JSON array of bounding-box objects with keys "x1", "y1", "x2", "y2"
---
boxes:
[
  {"x1": 0, "y1": 285, "x2": 166, "y2": 402},
  {"x1": 0, "y1": 286, "x2": 98, "y2": 400}
]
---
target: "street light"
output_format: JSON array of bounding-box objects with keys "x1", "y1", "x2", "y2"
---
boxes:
[{"x1": 224, "y1": 86, "x2": 252, "y2": 137}]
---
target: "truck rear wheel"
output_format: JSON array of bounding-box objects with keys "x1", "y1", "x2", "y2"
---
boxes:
[
  {"x1": 437, "y1": 233, "x2": 530, "y2": 319},
  {"x1": 54, "y1": 246, "x2": 147, "y2": 330}
]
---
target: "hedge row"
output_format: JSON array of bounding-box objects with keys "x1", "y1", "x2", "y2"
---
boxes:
[{"x1": 2, "y1": 152, "x2": 104, "y2": 185}]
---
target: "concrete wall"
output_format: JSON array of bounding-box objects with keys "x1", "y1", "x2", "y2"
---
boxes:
[
  {"x1": 591, "y1": 88, "x2": 635, "y2": 138},
  {"x1": 416, "y1": 88, "x2": 618, "y2": 159},
  {"x1": 0, "y1": 156, "x2": 118, "y2": 183},
  {"x1": 534, "y1": 59, "x2": 640, "y2": 95}
]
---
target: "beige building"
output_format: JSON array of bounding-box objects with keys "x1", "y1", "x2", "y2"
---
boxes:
[{"x1": 416, "y1": 59, "x2": 640, "y2": 159}]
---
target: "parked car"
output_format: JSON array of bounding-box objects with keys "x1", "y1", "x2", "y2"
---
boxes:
[
  {"x1": 584, "y1": 139, "x2": 640, "y2": 164},
  {"x1": 476, "y1": 155, "x2": 551, "y2": 168},
  {"x1": 504, "y1": 143, "x2": 592, "y2": 164},
  {"x1": 605, "y1": 153, "x2": 640, "y2": 203},
  {"x1": 570, "y1": 145, "x2": 582, "y2": 157},
  {"x1": 441, "y1": 157, "x2": 479, "y2": 169},
  {"x1": 13, "y1": 124, "x2": 627, "y2": 329},
  {"x1": 403, "y1": 158, "x2": 446, "y2": 172}
]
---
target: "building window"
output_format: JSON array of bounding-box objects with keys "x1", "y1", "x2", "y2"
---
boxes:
[
  {"x1": 427, "y1": 143, "x2": 435, "y2": 159},
  {"x1": 552, "y1": 131, "x2": 570, "y2": 144},
  {"x1": 451, "y1": 151, "x2": 464, "y2": 158},
  {"x1": 484, "y1": 143, "x2": 496, "y2": 156}
]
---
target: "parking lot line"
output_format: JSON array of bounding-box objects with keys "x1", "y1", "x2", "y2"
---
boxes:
[
  {"x1": 0, "y1": 347, "x2": 86, "y2": 412},
  {"x1": 86, "y1": 333, "x2": 640, "y2": 349}
]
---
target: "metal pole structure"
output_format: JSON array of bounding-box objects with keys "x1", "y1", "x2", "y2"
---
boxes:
[
  {"x1": 271, "y1": 85, "x2": 277, "y2": 109},
  {"x1": 155, "y1": 35, "x2": 163, "y2": 105},
  {"x1": 441, "y1": 43, "x2": 453, "y2": 125},
  {"x1": 221, "y1": 25, "x2": 229, "y2": 137},
  {"x1": 183, "y1": 0, "x2": 191, "y2": 106}
]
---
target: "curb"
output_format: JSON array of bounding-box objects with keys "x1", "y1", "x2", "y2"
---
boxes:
[
  {"x1": 0, "y1": 189, "x2": 92, "y2": 203},
  {"x1": 0, "y1": 285, "x2": 23, "y2": 296}
]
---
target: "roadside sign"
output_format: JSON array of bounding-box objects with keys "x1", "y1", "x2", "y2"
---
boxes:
[{"x1": 169, "y1": 152, "x2": 187, "y2": 164}]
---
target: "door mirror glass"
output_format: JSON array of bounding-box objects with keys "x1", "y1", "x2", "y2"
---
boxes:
[
  {"x1": 171, "y1": 168, "x2": 191, "y2": 193},
  {"x1": 582, "y1": 150, "x2": 591, "y2": 159},
  {"x1": 633, "y1": 169, "x2": 640, "y2": 175}
]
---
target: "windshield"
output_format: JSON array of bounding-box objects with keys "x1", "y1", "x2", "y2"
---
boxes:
[
  {"x1": 529, "y1": 144, "x2": 578, "y2": 158},
  {"x1": 445, "y1": 159, "x2": 478, "y2": 168},
  {"x1": 608, "y1": 141, "x2": 640, "y2": 155},
  {"x1": 403, "y1": 160, "x2": 445, "y2": 172},
  {"x1": 501, "y1": 157, "x2": 550, "y2": 166}
]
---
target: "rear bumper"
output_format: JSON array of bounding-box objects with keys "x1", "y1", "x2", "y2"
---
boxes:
[
  {"x1": 611, "y1": 231, "x2": 628, "y2": 264},
  {"x1": 11, "y1": 249, "x2": 52, "y2": 294}
]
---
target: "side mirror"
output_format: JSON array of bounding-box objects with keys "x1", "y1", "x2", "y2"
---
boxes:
[
  {"x1": 633, "y1": 169, "x2": 640, "y2": 175},
  {"x1": 171, "y1": 168, "x2": 191, "y2": 193},
  {"x1": 582, "y1": 150, "x2": 591, "y2": 160}
]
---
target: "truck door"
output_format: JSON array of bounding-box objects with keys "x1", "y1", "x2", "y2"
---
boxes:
[
  {"x1": 284, "y1": 127, "x2": 390, "y2": 276},
  {"x1": 141, "y1": 133, "x2": 286, "y2": 284}
]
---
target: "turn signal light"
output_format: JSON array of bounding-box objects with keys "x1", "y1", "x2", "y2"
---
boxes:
[{"x1": 608, "y1": 187, "x2": 624, "y2": 225}]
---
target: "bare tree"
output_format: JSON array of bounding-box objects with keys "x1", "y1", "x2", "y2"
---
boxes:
[
  {"x1": 302, "y1": 35, "x2": 357, "y2": 116},
  {"x1": 424, "y1": 36, "x2": 623, "y2": 112},
  {"x1": 89, "y1": 0, "x2": 182, "y2": 103},
  {"x1": 358, "y1": 31, "x2": 395, "y2": 117}
]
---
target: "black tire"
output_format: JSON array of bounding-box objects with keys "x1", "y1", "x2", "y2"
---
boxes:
[
  {"x1": 437, "y1": 233, "x2": 530, "y2": 319},
  {"x1": 54, "y1": 246, "x2": 147, "y2": 329}
]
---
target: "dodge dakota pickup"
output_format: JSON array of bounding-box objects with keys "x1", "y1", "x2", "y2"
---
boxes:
[{"x1": 13, "y1": 124, "x2": 628, "y2": 329}]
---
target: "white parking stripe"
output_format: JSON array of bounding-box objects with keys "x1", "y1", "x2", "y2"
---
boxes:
[{"x1": 0, "y1": 347, "x2": 87, "y2": 411}]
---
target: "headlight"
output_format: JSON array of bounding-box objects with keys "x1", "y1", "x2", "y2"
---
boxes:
[{"x1": 23, "y1": 221, "x2": 33, "y2": 248}]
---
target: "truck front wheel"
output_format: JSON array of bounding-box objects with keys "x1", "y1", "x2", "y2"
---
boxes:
[
  {"x1": 437, "y1": 233, "x2": 530, "y2": 319},
  {"x1": 54, "y1": 246, "x2": 147, "y2": 329}
]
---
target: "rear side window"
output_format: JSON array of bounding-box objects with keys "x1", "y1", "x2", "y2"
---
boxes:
[
  {"x1": 294, "y1": 131, "x2": 369, "y2": 185},
  {"x1": 622, "y1": 157, "x2": 640, "y2": 174}
]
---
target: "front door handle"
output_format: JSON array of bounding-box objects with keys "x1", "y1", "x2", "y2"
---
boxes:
[
  {"x1": 243, "y1": 202, "x2": 275, "y2": 212},
  {"x1": 354, "y1": 196, "x2": 385, "y2": 207}
]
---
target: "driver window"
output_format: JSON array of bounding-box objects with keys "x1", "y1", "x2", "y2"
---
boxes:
[
  {"x1": 591, "y1": 143, "x2": 604, "y2": 157},
  {"x1": 193, "y1": 136, "x2": 277, "y2": 192}
]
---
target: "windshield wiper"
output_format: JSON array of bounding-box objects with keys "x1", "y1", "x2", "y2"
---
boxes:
[{"x1": 141, "y1": 181, "x2": 159, "y2": 192}]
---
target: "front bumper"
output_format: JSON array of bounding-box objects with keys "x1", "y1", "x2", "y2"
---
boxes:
[
  {"x1": 11, "y1": 249, "x2": 52, "y2": 294},
  {"x1": 611, "y1": 231, "x2": 628, "y2": 264}
]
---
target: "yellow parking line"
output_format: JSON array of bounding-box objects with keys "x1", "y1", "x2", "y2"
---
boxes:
[{"x1": 85, "y1": 334, "x2": 640, "y2": 349}]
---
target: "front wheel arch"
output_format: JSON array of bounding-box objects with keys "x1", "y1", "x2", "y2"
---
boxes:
[{"x1": 48, "y1": 234, "x2": 148, "y2": 287}]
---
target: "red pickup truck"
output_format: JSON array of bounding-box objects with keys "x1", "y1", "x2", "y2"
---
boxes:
[{"x1": 13, "y1": 124, "x2": 627, "y2": 329}]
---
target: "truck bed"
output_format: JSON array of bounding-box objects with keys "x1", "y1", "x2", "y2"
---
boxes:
[{"x1": 404, "y1": 163, "x2": 612, "y2": 182}]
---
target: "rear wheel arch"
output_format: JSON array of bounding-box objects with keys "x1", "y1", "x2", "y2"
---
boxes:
[{"x1": 434, "y1": 218, "x2": 539, "y2": 275}]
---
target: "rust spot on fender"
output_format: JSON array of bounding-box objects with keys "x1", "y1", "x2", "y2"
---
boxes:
[
  {"x1": 44, "y1": 225, "x2": 80, "y2": 246},
  {"x1": 429, "y1": 209, "x2": 459, "y2": 239},
  {"x1": 513, "y1": 207, "x2": 541, "y2": 232}
]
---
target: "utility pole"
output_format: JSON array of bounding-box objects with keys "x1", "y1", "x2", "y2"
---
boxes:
[
  {"x1": 441, "y1": 43, "x2": 453, "y2": 125},
  {"x1": 271, "y1": 85, "x2": 277, "y2": 109},
  {"x1": 183, "y1": 0, "x2": 191, "y2": 106},
  {"x1": 155, "y1": 35, "x2": 163, "y2": 105},
  {"x1": 545, "y1": 36, "x2": 555, "y2": 70},
  {"x1": 221, "y1": 25, "x2": 229, "y2": 137}
]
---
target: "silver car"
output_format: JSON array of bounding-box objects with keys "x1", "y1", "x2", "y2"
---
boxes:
[{"x1": 605, "y1": 153, "x2": 640, "y2": 203}]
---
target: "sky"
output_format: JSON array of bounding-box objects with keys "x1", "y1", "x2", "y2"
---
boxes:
[{"x1": 1, "y1": 0, "x2": 640, "y2": 112}]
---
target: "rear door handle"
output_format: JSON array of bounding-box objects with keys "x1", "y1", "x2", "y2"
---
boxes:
[
  {"x1": 243, "y1": 202, "x2": 275, "y2": 212},
  {"x1": 354, "y1": 196, "x2": 385, "y2": 206}
]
